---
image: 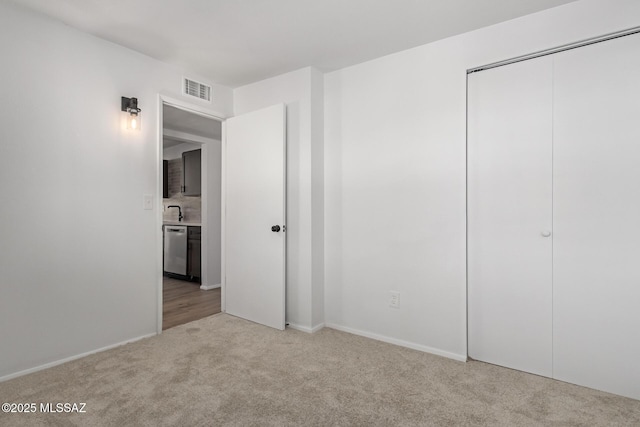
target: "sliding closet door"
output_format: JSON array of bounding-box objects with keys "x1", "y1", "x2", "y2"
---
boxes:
[
  {"x1": 553, "y1": 33, "x2": 640, "y2": 400},
  {"x1": 468, "y1": 56, "x2": 553, "y2": 377}
]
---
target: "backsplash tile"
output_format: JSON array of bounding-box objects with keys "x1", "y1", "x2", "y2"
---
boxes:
[{"x1": 163, "y1": 158, "x2": 201, "y2": 223}]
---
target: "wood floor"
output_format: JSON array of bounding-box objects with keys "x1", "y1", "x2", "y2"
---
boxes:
[{"x1": 163, "y1": 276, "x2": 221, "y2": 330}]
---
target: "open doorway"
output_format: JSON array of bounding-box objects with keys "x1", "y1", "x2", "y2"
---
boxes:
[{"x1": 161, "y1": 103, "x2": 222, "y2": 330}]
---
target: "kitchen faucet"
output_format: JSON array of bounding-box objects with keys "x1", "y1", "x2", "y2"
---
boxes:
[{"x1": 167, "y1": 205, "x2": 183, "y2": 222}]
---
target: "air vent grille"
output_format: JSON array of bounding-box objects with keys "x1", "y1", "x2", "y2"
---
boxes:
[{"x1": 184, "y1": 78, "x2": 212, "y2": 102}]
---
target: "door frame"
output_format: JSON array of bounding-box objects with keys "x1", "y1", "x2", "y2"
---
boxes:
[{"x1": 156, "y1": 93, "x2": 227, "y2": 334}]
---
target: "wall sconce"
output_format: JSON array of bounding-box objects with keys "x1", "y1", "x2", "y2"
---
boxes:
[{"x1": 121, "y1": 96, "x2": 141, "y2": 131}]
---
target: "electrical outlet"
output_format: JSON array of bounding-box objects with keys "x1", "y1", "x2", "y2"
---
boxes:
[{"x1": 389, "y1": 291, "x2": 400, "y2": 308}]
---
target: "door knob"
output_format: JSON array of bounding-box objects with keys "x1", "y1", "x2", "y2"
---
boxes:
[
  {"x1": 271, "y1": 225, "x2": 281, "y2": 232},
  {"x1": 541, "y1": 230, "x2": 551, "y2": 237}
]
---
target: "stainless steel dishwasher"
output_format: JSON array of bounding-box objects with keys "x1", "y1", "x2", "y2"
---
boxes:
[{"x1": 164, "y1": 225, "x2": 187, "y2": 275}]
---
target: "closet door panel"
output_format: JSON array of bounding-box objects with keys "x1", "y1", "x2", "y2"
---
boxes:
[
  {"x1": 553, "y1": 33, "x2": 640, "y2": 400},
  {"x1": 468, "y1": 56, "x2": 553, "y2": 377}
]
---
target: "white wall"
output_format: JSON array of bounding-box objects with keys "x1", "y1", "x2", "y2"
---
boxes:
[
  {"x1": 310, "y1": 69, "x2": 325, "y2": 329},
  {"x1": 204, "y1": 138, "x2": 222, "y2": 288},
  {"x1": 324, "y1": 0, "x2": 640, "y2": 360},
  {"x1": 0, "y1": 2, "x2": 232, "y2": 379},
  {"x1": 234, "y1": 67, "x2": 324, "y2": 332}
]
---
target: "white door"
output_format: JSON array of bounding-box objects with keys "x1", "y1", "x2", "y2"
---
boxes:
[
  {"x1": 553, "y1": 33, "x2": 640, "y2": 399},
  {"x1": 468, "y1": 56, "x2": 553, "y2": 377},
  {"x1": 225, "y1": 104, "x2": 286, "y2": 330}
]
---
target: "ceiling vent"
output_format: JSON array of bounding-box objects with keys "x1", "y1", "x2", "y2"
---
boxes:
[{"x1": 183, "y1": 77, "x2": 212, "y2": 102}]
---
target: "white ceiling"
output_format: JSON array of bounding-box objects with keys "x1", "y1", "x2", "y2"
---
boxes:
[
  {"x1": 163, "y1": 104, "x2": 221, "y2": 148},
  {"x1": 163, "y1": 105, "x2": 221, "y2": 139},
  {"x1": 14, "y1": 0, "x2": 577, "y2": 88}
]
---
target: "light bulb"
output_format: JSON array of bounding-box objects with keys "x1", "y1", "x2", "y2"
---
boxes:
[{"x1": 127, "y1": 113, "x2": 141, "y2": 131}]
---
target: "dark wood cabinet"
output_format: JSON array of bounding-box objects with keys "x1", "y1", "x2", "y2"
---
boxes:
[
  {"x1": 187, "y1": 226, "x2": 201, "y2": 279},
  {"x1": 162, "y1": 160, "x2": 169, "y2": 199},
  {"x1": 182, "y1": 149, "x2": 201, "y2": 196}
]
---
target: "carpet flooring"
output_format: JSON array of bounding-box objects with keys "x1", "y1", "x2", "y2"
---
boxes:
[{"x1": 1, "y1": 314, "x2": 639, "y2": 426}]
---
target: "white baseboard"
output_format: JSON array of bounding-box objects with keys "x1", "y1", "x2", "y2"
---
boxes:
[
  {"x1": 200, "y1": 283, "x2": 220, "y2": 290},
  {"x1": 0, "y1": 332, "x2": 157, "y2": 383},
  {"x1": 325, "y1": 323, "x2": 467, "y2": 362},
  {"x1": 310, "y1": 323, "x2": 325, "y2": 333},
  {"x1": 287, "y1": 322, "x2": 325, "y2": 334}
]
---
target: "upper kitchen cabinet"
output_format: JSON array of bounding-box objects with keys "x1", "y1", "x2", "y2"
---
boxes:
[
  {"x1": 163, "y1": 160, "x2": 169, "y2": 199},
  {"x1": 182, "y1": 149, "x2": 201, "y2": 196}
]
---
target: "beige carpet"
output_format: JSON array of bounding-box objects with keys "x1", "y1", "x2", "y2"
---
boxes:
[{"x1": 1, "y1": 314, "x2": 639, "y2": 426}]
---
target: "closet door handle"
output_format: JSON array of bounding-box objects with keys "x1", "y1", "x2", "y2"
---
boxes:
[{"x1": 541, "y1": 230, "x2": 551, "y2": 237}]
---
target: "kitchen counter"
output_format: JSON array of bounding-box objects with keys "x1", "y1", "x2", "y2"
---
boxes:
[{"x1": 163, "y1": 221, "x2": 201, "y2": 227}]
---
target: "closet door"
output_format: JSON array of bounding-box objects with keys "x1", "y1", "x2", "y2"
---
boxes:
[
  {"x1": 468, "y1": 56, "x2": 553, "y2": 377},
  {"x1": 553, "y1": 33, "x2": 640, "y2": 400}
]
